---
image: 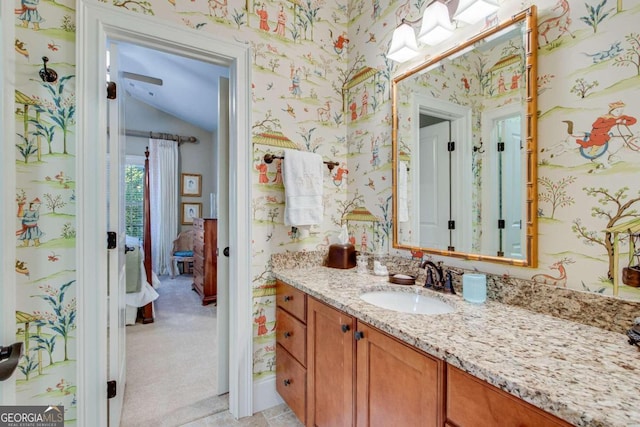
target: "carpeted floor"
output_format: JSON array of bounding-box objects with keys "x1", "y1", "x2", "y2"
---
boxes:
[
  {"x1": 120, "y1": 273, "x2": 302, "y2": 427},
  {"x1": 120, "y1": 274, "x2": 227, "y2": 427}
]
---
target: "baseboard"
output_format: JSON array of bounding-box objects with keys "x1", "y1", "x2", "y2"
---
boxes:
[{"x1": 253, "y1": 376, "x2": 283, "y2": 414}]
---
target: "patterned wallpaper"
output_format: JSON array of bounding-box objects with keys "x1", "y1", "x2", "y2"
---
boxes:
[{"x1": 8, "y1": 0, "x2": 640, "y2": 417}]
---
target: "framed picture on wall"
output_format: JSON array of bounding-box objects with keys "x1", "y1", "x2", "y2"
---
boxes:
[
  {"x1": 181, "y1": 173, "x2": 202, "y2": 196},
  {"x1": 181, "y1": 202, "x2": 202, "y2": 224}
]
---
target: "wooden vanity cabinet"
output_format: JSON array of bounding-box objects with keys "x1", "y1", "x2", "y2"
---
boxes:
[
  {"x1": 307, "y1": 297, "x2": 356, "y2": 427},
  {"x1": 277, "y1": 281, "x2": 571, "y2": 427},
  {"x1": 275, "y1": 280, "x2": 307, "y2": 424},
  {"x1": 192, "y1": 217, "x2": 217, "y2": 305},
  {"x1": 356, "y1": 322, "x2": 444, "y2": 427},
  {"x1": 445, "y1": 365, "x2": 573, "y2": 427}
]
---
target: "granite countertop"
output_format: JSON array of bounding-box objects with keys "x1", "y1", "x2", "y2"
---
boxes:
[{"x1": 273, "y1": 266, "x2": 640, "y2": 427}]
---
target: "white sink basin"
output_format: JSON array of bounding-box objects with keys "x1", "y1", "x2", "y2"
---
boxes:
[{"x1": 360, "y1": 291, "x2": 454, "y2": 315}]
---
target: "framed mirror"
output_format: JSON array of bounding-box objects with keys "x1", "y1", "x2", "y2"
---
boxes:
[{"x1": 392, "y1": 7, "x2": 538, "y2": 267}]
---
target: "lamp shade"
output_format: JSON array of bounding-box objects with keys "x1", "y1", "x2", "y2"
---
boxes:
[
  {"x1": 453, "y1": 0, "x2": 499, "y2": 25},
  {"x1": 387, "y1": 22, "x2": 420, "y2": 62},
  {"x1": 417, "y1": 1, "x2": 454, "y2": 46}
]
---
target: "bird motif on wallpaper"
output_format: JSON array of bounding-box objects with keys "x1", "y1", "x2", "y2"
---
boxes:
[
  {"x1": 283, "y1": 104, "x2": 296, "y2": 118},
  {"x1": 367, "y1": 33, "x2": 376, "y2": 43},
  {"x1": 15, "y1": 260, "x2": 29, "y2": 278},
  {"x1": 366, "y1": 178, "x2": 375, "y2": 190},
  {"x1": 15, "y1": 39, "x2": 29, "y2": 59}
]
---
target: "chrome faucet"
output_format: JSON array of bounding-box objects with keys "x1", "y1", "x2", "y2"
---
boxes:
[{"x1": 420, "y1": 260, "x2": 455, "y2": 294}]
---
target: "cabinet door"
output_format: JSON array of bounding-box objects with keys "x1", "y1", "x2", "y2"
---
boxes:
[
  {"x1": 307, "y1": 297, "x2": 355, "y2": 427},
  {"x1": 356, "y1": 322, "x2": 444, "y2": 427},
  {"x1": 446, "y1": 365, "x2": 572, "y2": 427}
]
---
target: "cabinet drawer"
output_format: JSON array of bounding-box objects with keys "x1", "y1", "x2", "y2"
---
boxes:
[
  {"x1": 276, "y1": 280, "x2": 306, "y2": 322},
  {"x1": 276, "y1": 344, "x2": 306, "y2": 425},
  {"x1": 446, "y1": 365, "x2": 572, "y2": 427},
  {"x1": 276, "y1": 307, "x2": 306, "y2": 366}
]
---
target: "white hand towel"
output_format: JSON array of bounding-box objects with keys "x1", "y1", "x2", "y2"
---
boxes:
[
  {"x1": 283, "y1": 149, "x2": 324, "y2": 226},
  {"x1": 398, "y1": 161, "x2": 409, "y2": 222}
]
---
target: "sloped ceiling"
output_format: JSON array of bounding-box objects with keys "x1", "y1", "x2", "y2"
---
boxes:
[{"x1": 117, "y1": 42, "x2": 229, "y2": 133}]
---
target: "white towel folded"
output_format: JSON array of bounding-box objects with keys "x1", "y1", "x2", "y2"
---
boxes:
[
  {"x1": 283, "y1": 149, "x2": 324, "y2": 226},
  {"x1": 398, "y1": 161, "x2": 409, "y2": 223}
]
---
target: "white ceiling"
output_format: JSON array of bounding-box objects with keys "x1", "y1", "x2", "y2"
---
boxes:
[{"x1": 117, "y1": 42, "x2": 229, "y2": 132}]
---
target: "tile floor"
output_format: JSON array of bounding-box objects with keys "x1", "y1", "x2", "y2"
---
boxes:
[{"x1": 181, "y1": 403, "x2": 303, "y2": 426}]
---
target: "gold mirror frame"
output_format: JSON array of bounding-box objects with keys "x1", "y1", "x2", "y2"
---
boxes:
[{"x1": 391, "y1": 6, "x2": 538, "y2": 267}]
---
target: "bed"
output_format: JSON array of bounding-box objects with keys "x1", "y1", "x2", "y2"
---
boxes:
[
  {"x1": 124, "y1": 147, "x2": 157, "y2": 324},
  {"x1": 125, "y1": 235, "x2": 160, "y2": 325}
]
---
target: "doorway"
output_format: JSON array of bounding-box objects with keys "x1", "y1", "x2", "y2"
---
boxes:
[
  {"x1": 114, "y1": 39, "x2": 230, "y2": 426},
  {"x1": 412, "y1": 93, "x2": 473, "y2": 254},
  {"x1": 77, "y1": 3, "x2": 253, "y2": 425}
]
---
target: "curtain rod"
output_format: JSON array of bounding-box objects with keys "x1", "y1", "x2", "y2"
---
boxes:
[{"x1": 124, "y1": 129, "x2": 198, "y2": 144}]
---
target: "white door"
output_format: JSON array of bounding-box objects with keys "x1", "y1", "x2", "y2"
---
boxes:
[
  {"x1": 106, "y1": 41, "x2": 127, "y2": 427},
  {"x1": 501, "y1": 115, "x2": 523, "y2": 259},
  {"x1": 418, "y1": 121, "x2": 450, "y2": 249},
  {"x1": 217, "y1": 76, "x2": 230, "y2": 394}
]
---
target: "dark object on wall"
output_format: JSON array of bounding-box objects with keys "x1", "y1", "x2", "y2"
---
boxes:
[
  {"x1": 0, "y1": 342, "x2": 23, "y2": 381},
  {"x1": 39, "y1": 56, "x2": 58, "y2": 83},
  {"x1": 327, "y1": 243, "x2": 356, "y2": 269}
]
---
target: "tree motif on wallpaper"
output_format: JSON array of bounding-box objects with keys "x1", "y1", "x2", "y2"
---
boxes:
[
  {"x1": 252, "y1": 110, "x2": 281, "y2": 133},
  {"x1": 231, "y1": 8, "x2": 246, "y2": 28},
  {"x1": 571, "y1": 187, "x2": 640, "y2": 281},
  {"x1": 579, "y1": 0, "x2": 613, "y2": 34},
  {"x1": 613, "y1": 33, "x2": 640, "y2": 76},
  {"x1": 33, "y1": 281, "x2": 77, "y2": 362},
  {"x1": 570, "y1": 78, "x2": 599, "y2": 99},
  {"x1": 43, "y1": 193, "x2": 66, "y2": 214},
  {"x1": 298, "y1": 127, "x2": 321, "y2": 151},
  {"x1": 375, "y1": 195, "x2": 393, "y2": 251},
  {"x1": 538, "y1": 176, "x2": 576, "y2": 220},
  {"x1": 32, "y1": 75, "x2": 76, "y2": 155},
  {"x1": 15, "y1": 133, "x2": 38, "y2": 164},
  {"x1": 332, "y1": 190, "x2": 365, "y2": 227},
  {"x1": 108, "y1": 0, "x2": 154, "y2": 15}
]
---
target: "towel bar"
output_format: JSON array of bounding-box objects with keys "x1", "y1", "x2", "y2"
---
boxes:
[{"x1": 263, "y1": 153, "x2": 340, "y2": 171}]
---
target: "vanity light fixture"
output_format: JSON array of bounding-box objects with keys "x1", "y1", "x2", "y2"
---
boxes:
[
  {"x1": 417, "y1": 1, "x2": 454, "y2": 46},
  {"x1": 453, "y1": 0, "x2": 499, "y2": 25},
  {"x1": 387, "y1": 0, "x2": 500, "y2": 63},
  {"x1": 387, "y1": 20, "x2": 421, "y2": 63}
]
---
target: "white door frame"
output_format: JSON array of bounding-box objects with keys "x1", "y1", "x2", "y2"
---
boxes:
[
  {"x1": 76, "y1": 3, "x2": 253, "y2": 425},
  {"x1": 0, "y1": 0, "x2": 17, "y2": 403}
]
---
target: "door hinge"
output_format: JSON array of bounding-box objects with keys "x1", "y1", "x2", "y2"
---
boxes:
[
  {"x1": 498, "y1": 219, "x2": 505, "y2": 229},
  {"x1": 107, "y1": 81, "x2": 117, "y2": 100},
  {"x1": 448, "y1": 220, "x2": 456, "y2": 230},
  {"x1": 497, "y1": 141, "x2": 505, "y2": 152},
  {"x1": 447, "y1": 141, "x2": 455, "y2": 152},
  {"x1": 107, "y1": 380, "x2": 117, "y2": 399},
  {"x1": 107, "y1": 232, "x2": 117, "y2": 249}
]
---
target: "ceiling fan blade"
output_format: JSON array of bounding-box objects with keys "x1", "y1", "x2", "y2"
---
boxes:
[{"x1": 122, "y1": 71, "x2": 163, "y2": 86}]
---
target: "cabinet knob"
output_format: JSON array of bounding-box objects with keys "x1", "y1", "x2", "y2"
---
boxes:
[
  {"x1": 284, "y1": 331, "x2": 292, "y2": 338},
  {"x1": 283, "y1": 379, "x2": 291, "y2": 386},
  {"x1": 283, "y1": 295, "x2": 292, "y2": 302},
  {"x1": 341, "y1": 324, "x2": 350, "y2": 333},
  {"x1": 354, "y1": 331, "x2": 364, "y2": 340}
]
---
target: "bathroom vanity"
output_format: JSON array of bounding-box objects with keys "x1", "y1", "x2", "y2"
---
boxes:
[{"x1": 273, "y1": 266, "x2": 640, "y2": 427}]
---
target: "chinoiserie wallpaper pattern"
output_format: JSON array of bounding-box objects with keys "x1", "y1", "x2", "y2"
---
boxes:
[{"x1": 9, "y1": 0, "x2": 640, "y2": 417}]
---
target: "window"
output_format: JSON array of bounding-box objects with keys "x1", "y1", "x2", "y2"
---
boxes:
[{"x1": 125, "y1": 156, "x2": 145, "y2": 240}]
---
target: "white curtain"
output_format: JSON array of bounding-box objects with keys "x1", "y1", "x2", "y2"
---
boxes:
[{"x1": 149, "y1": 139, "x2": 179, "y2": 275}]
